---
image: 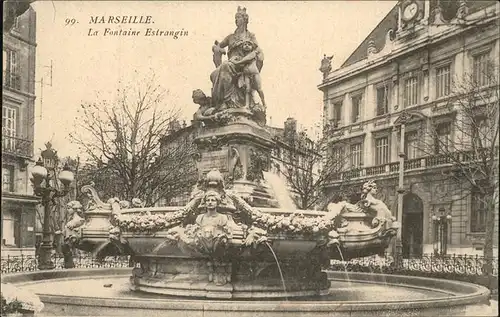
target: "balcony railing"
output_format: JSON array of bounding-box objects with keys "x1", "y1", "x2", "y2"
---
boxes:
[
  {"x1": 425, "y1": 152, "x2": 459, "y2": 167},
  {"x1": 2, "y1": 135, "x2": 33, "y2": 158},
  {"x1": 404, "y1": 157, "x2": 422, "y2": 170},
  {"x1": 3, "y1": 71, "x2": 21, "y2": 90},
  {"x1": 330, "y1": 148, "x2": 498, "y2": 182},
  {"x1": 366, "y1": 165, "x2": 385, "y2": 176}
]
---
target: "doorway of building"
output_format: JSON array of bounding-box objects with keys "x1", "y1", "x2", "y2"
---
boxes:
[{"x1": 402, "y1": 193, "x2": 424, "y2": 258}]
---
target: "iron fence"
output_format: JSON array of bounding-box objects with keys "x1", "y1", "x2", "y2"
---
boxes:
[
  {"x1": 1, "y1": 253, "x2": 132, "y2": 274},
  {"x1": 330, "y1": 253, "x2": 498, "y2": 292},
  {"x1": 330, "y1": 253, "x2": 498, "y2": 276},
  {"x1": 2, "y1": 252, "x2": 497, "y2": 294}
]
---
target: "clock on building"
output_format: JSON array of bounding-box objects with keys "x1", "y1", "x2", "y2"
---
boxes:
[{"x1": 402, "y1": 1, "x2": 419, "y2": 21}]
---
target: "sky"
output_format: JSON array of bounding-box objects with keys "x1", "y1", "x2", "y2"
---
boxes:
[{"x1": 31, "y1": 0, "x2": 397, "y2": 158}]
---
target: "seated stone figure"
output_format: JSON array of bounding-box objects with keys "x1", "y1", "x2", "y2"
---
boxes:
[
  {"x1": 192, "y1": 89, "x2": 215, "y2": 122},
  {"x1": 210, "y1": 7, "x2": 264, "y2": 110},
  {"x1": 64, "y1": 201, "x2": 85, "y2": 244},
  {"x1": 359, "y1": 180, "x2": 395, "y2": 227}
]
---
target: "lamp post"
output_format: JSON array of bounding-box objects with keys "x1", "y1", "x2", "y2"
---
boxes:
[
  {"x1": 30, "y1": 143, "x2": 74, "y2": 270},
  {"x1": 432, "y1": 207, "x2": 452, "y2": 257},
  {"x1": 394, "y1": 110, "x2": 412, "y2": 268},
  {"x1": 395, "y1": 123, "x2": 406, "y2": 268}
]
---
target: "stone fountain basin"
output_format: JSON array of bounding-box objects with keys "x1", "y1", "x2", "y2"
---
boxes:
[
  {"x1": 3, "y1": 268, "x2": 492, "y2": 317},
  {"x1": 80, "y1": 207, "x2": 396, "y2": 261}
]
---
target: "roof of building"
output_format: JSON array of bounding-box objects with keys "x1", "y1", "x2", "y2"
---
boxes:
[
  {"x1": 265, "y1": 125, "x2": 285, "y2": 138},
  {"x1": 341, "y1": 3, "x2": 399, "y2": 68},
  {"x1": 3, "y1": 0, "x2": 34, "y2": 31},
  {"x1": 341, "y1": 0, "x2": 497, "y2": 68}
]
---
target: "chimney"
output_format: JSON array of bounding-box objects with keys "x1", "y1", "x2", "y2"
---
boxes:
[{"x1": 284, "y1": 117, "x2": 297, "y2": 141}]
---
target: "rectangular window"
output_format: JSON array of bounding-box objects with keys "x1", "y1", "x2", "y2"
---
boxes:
[
  {"x1": 473, "y1": 53, "x2": 490, "y2": 87},
  {"x1": 2, "y1": 50, "x2": 6, "y2": 73},
  {"x1": 434, "y1": 122, "x2": 451, "y2": 154},
  {"x1": 351, "y1": 94, "x2": 362, "y2": 123},
  {"x1": 405, "y1": 131, "x2": 419, "y2": 159},
  {"x1": 2, "y1": 106, "x2": 17, "y2": 152},
  {"x1": 375, "y1": 137, "x2": 390, "y2": 165},
  {"x1": 2, "y1": 210, "x2": 18, "y2": 246},
  {"x1": 349, "y1": 142, "x2": 363, "y2": 168},
  {"x1": 404, "y1": 75, "x2": 418, "y2": 107},
  {"x1": 331, "y1": 101, "x2": 343, "y2": 128},
  {"x1": 436, "y1": 64, "x2": 451, "y2": 98},
  {"x1": 476, "y1": 117, "x2": 491, "y2": 148},
  {"x1": 376, "y1": 86, "x2": 389, "y2": 116},
  {"x1": 2, "y1": 165, "x2": 14, "y2": 192},
  {"x1": 274, "y1": 147, "x2": 282, "y2": 160},
  {"x1": 3, "y1": 49, "x2": 19, "y2": 90},
  {"x1": 331, "y1": 146, "x2": 344, "y2": 162},
  {"x1": 470, "y1": 192, "x2": 487, "y2": 233}
]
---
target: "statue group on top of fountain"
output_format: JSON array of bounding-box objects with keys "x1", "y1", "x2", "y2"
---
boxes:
[{"x1": 193, "y1": 6, "x2": 266, "y2": 127}]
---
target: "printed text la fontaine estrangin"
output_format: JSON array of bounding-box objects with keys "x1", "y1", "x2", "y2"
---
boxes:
[{"x1": 88, "y1": 15, "x2": 188, "y2": 38}]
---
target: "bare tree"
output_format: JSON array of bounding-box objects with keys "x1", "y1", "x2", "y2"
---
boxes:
[
  {"x1": 70, "y1": 73, "x2": 197, "y2": 206},
  {"x1": 419, "y1": 60, "x2": 498, "y2": 271},
  {"x1": 274, "y1": 128, "x2": 352, "y2": 210}
]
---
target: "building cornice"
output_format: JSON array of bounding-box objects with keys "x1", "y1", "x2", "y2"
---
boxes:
[
  {"x1": 4, "y1": 30, "x2": 37, "y2": 47},
  {"x1": 1, "y1": 193, "x2": 40, "y2": 204},
  {"x1": 2, "y1": 87, "x2": 36, "y2": 100},
  {"x1": 2, "y1": 93, "x2": 25, "y2": 105},
  {"x1": 318, "y1": 11, "x2": 499, "y2": 90}
]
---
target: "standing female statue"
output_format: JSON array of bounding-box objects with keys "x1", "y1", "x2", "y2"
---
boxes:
[{"x1": 210, "y1": 6, "x2": 264, "y2": 110}]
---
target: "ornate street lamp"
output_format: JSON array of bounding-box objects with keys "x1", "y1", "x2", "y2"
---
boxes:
[
  {"x1": 31, "y1": 143, "x2": 74, "y2": 270},
  {"x1": 432, "y1": 207, "x2": 452, "y2": 257}
]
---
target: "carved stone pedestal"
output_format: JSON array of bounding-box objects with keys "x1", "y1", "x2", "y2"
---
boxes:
[
  {"x1": 129, "y1": 255, "x2": 331, "y2": 299},
  {"x1": 194, "y1": 120, "x2": 277, "y2": 208}
]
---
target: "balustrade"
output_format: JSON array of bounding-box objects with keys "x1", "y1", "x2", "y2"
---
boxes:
[
  {"x1": 2, "y1": 135, "x2": 33, "y2": 158},
  {"x1": 404, "y1": 158, "x2": 422, "y2": 170},
  {"x1": 366, "y1": 165, "x2": 385, "y2": 176},
  {"x1": 327, "y1": 147, "x2": 497, "y2": 184}
]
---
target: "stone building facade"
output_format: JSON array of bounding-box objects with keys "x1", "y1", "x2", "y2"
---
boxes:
[
  {"x1": 2, "y1": 5, "x2": 38, "y2": 256},
  {"x1": 319, "y1": 0, "x2": 499, "y2": 257},
  {"x1": 157, "y1": 121, "x2": 197, "y2": 207},
  {"x1": 268, "y1": 118, "x2": 321, "y2": 209}
]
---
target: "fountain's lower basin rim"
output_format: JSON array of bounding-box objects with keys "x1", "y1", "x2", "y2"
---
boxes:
[{"x1": 3, "y1": 268, "x2": 490, "y2": 316}]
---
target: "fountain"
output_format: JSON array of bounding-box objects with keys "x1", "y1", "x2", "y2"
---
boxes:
[{"x1": 4, "y1": 6, "x2": 492, "y2": 317}]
